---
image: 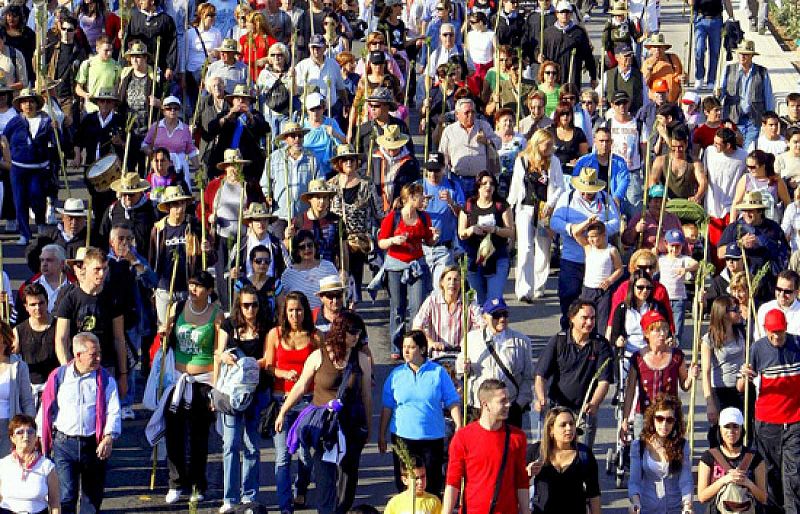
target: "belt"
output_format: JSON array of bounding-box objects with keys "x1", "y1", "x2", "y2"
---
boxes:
[
  {"x1": 700, "y1": 13, "x2": 721, "y2": 18},
  {"x1": 54, "y1": 430, "x2": 96, "y2": 442}
]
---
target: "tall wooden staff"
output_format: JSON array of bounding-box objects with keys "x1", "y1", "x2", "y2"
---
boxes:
[
  {"x1": 190, "y1": 59, "x2": 211, "y2": 131},
  {"x1": 688, "y1": 237, "x2": 713, "y2": 458},
  {"x1": 567, "y1": 48, "x2": 577, "y2": 88},
  {"x1": 289, "y1": 33, "x2": 297, "y2": 121},
  {"x1": 740, "y1": 247, "x2": 768, "y2": 445},
  {"x1": 515, "y1": 48, "x2": 523, "y2": 128},
  {"x1": 300, "y1": 71, "x2": 310, "y2": 125},
  {"x1": 325, "y1": 76, "x2": 332, "y2": 120},
  {"x1": 0, "y1": 242, "x2": 7, "y2": 323},
  {"x1": 460, "y1": 254, "x2": 470, "y2": 426},
  {"x1": 539, "y1": 9, "x2": 545, "y2": 62},
  {"x1": 598, "y1": 55, "x2": 605, "y2": 118},
  {"x1": 423, "y1": 73, "x2": 432, "y2": 162},
  {"x1": 149, "y1": 251, "x2": 180, "y2": 490},
  {"x1": 283, "y1": 150, "x2": 293, "y2": 253},
  {"x1": 653, "y1": 151, "x2": 671, "y2": 252},
  {"x1": 230, "y1": 164, "x2": 246, "y2": 308},
  {"x1": 638, "y1": 124, "x2": 655, "y2": 248},
  {"x1": 197, "y1": 166, "x2": 208, "y2": 270},
  {"x1": 86, "y1": 197, "x2": 92, "y2": 247},
  {"x1": 685, "y1": 3, "x2": 694, "y2": 86},
  {"x1": 120, "y1": 113, "x2": 137, "y2": 175},
  {"x1": 265, "y1": 134, "x2": 273, "y2": 199},
  {"x1": 404, "y1": 60, "x2": 415, "y2": 105},
  {"x1": 147, "y1": 37, "x2": 163, "y2": 136},
  {"x1": 714, "y1": 25, "x2": 727, "y2": 93}
]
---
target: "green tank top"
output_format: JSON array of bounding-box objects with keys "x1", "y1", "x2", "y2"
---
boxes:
[{"x1": 174, "y1": 305, "x2": 219, "y2": 366}]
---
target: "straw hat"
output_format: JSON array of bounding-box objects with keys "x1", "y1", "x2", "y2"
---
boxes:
[
  {"x1": 243, "y1": 202, "x2": 278, "y2": 223},
  {"x1": 157, "y1": 185, "x2": 193, "y2": 212},
  {"x1": 608, "y1": 0, "x2": 627, "y2": 15},
  {"x1": 376, "y1": 125, "x2": 409, "y2": 150},
  {"x1": 90, "y1": 87, "x2": 120, "y2": 103},
  {"x1": 643, "y1": 33, "x2": 672, "y2": 48},
  {"x1": 735, "y1": 40, "x2": 758, "y2": 55},
  {"x1": 225, "y1": 84, "x2": 256, "y2": 103},
  {"x1": 110, "y1": 172, "x2": 151, "y2": 194},
  {"x1": 12, "y1": 88, "x2": 43, "y2": 110},
  {"x1": 735, "y1": 190, "x2": 767, "y2": 210},
  {"x1": 65, "y1": 246, "x2": 89, "y2": 267},
  {"x1": 56, "y1": 198, "x2": 89, "y2": 217},
  {"x1": 215, "y1": 38, "x2": 241, "y2": 54},
  {"x1": 330, "y1": 144, "x2": 362, "y2": 164},
  {"x1": 216, "y1": 148, "x2": 252, "y2": 170},
  {"x1": 571, "y1": 167, "x2": 606, "y2": 193},
  {"x1": 277, "y1": 121, "x2": 310, "y2": 141},
  {"x1": 300, "y1": 179, "x2": 336, "y2": 202},
  {"x1": 316, "y1": 275, "x2": 346, "y2": 295},
  {"x1": 124, "y1": 40, "x2": 150, "y2": 59}
]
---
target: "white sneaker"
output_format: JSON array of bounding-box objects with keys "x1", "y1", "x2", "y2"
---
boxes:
[
  {"x1": 121, "y1": 406, "x2": 135, "y2": 420},
  {"x1": 190, "y1": 491, "x2": 205, "y2": 503},
  {"x1": 5, "y1": 220, "x2": 16, "y2": 233},
  {"x1": 219, "y1": 502, "x2": 235, "y2": 513},
  {"x1": 695, "y1": 79, "x2": 705, "y2": 90},
  {"x1": 46, "y1": 201, "x2": 57, "y2": 225},
  {"x1": 583, "y1": 13, "x2": 591, "y2": 21},
  {"x1": 16, "y1": 236, "x2": 28, "y2": 246},
  {"x1": 165, "y1": 489, "x2": 184, "y2": 504}
]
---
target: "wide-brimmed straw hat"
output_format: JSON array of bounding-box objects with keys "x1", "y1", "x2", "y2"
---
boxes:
[
  {"x1": 643, "y1": 33, "x2": 672, "y2": 48},
  {"x1": 277, "y1": 121, "x2": 310, "y2": 141},
  {"x1": 215, "y1": 38, "x2": 241, "y2": 54},
  {"x1": 65, "y1": 246, "x2": 89, "y2": 267},
  {"x1": 376, "y1": 125, "x2": 409, "y2": 150},
  {"x1": 216, "y1": 148, "x2": 252, "y2": 170},
  {"x1": 12, "y1": 88, "x2": 43, "y2": 110},
  {"x1": 330, "y1": 144, "x2": 362, "y2": 164},
  {"x1": 571, "y1": 167, "x2": 607, "y2": 193},
  {"x1": 56, "y1": 198, "x2": 89, "y2": 217},
  {"x1": 110, "y1": 172, "x2": 151, "y2": 194},
  {"x1": 225, "y1": 84, "x2": 255, "y2": 103},
  {"x1": 243, "y1": 202, "x2": 278, "y2": 223},
  {"x1": 300, "y1": 179, "x2": 337, "y2": 202},
  {"x1": 157, "y1": 185, "x2": 193, "y2": 212},
  {"x1": 735, "y1": 190, "x2": 767, "y2": 210},
  {"x1": 735, "y1": 40, "x2": 758, "y2": 55},
  {"x1": 316, "y1": 275, "x2": 346, "y2": 295},
  {"x1": 90, "y1": 87, "x2": 120, "y2": 103},
  {"x1": 608, "y1": 0, "x2": 627, "y2": 15}
]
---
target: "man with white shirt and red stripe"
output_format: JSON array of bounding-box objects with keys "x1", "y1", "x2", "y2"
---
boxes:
[{"x1": 739, "y1": 308, "x2": 800, "y2": 514}]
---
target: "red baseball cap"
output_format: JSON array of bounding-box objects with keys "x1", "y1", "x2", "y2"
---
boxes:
[
  {"x1": 651, "y1": 78, "x2": 670, "y2": 93},
  {"x1": 764, "y1": 309, "x2": 788, "y2": 332},
  {"x1": 640, "y1": 310, "x2": 668, "y2": 332}
]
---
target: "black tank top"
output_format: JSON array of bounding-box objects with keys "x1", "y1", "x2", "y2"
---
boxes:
[{"x1": 16, "y1": 320, "x2": 59, "y2": 385}]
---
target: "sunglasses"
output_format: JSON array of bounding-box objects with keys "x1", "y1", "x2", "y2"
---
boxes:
[
  {"x1": 544, "y1": 71, "x2": 558, "y2": 75},
  {"x1": 635, "y1": 284, "x2": 653, "y2": 291},
  {"x1": 367, "y1": 103, "x2": 383, "y2": 108},
  {"x1": 269, "y1": 53, "x2": 284, "y2": 57},
  {"x1": 776, "y1": 286, "x2": 796, "y2": 295},
  {"x1": 13, "y1": 428, "x2": 35, "y2": 436},
  {"x1": 253, "y1": 257, "x2": 270, "y2": 265},
  {"x1": 441, "y1": 33, "x2": 454, "y2": 36},
  {"x1": 297, "y1": 242, "x2": 315, "y2": 250},
  {"x1": 746, "y1": 165, "x2": 759, "y2": 170},
  {"x1": 491, "y1": 310, "x2": 509, "y2": 319},
  {"x1": 164, "y1": 106, "x2": 179, "y2": 111},
  {"x1": 207, "y1": 13, "x2": 217, "y2": 17},
  {"x1": 654, "y1": 415, "x2": 676, "y2": 424},
  {"x1": 321, "y1": 292, "x2": 343, "y2": 300},
  {"x1": 637, "y1": 264, "x2": 655, "y2": 271},
  {"x1": 241, "y1": 302, "x2": 259, "y2": 309},
  {"x1": 62, "y1": 27, "x2": 75, "y2": 32}
]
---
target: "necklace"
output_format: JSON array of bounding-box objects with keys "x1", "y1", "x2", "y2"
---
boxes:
[{"x1": 188, "y1": 300, "x2": 210, "y2": 316}]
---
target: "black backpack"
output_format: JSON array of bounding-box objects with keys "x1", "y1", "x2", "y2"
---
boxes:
[{"x1": 264, "y1": 76, "x2": 291, "y2": 115}]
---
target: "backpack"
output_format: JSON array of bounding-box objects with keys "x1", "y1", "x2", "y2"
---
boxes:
[
  {"x1": 709, "y1": 449, "x2": 756, "y2": 514},
  {"x1": 212, "y1": 348, "x2": 261, "y2": 414},
  {"x1": 264, "y1": 75, "x2": 291, "y2": 115}
]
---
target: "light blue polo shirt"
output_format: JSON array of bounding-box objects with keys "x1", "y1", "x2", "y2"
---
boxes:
[{"x1": 422, "y1": 175, "x2": 465, "y2": 245}]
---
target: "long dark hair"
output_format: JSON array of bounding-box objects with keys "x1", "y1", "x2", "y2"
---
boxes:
[
  {"x1": 279, "y1": 291, "x2": 315, "y2": 339},
  {"x1": 78, "y1": 0, "x2": 108, "y2": 17},
  {"x1": 625, "y1": 269, "x2": 654, "y2": 309},
  {"x1": 471, "y1": 169, "x2": 503, "y2": 203},
  {"x1": 326, "y1": 309, "x2": 361, "y2": 363},
  {"x1": 707, "y1": 295, "x2": 743, "y2": 349},
  {"x1": 290, "y1": 229, "x2": 319, "y2": 263},
  {"x1": 641, "y1": 394, "x2": 686, "y2": 474},
  {"x1": 748, "y1": 149, "x2": 777, "y2": 178},
  {"x1": 230, "y1": 285, "x2": 270, "y2": 337}
]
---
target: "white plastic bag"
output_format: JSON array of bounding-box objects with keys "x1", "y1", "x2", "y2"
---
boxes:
[{"x1": 143, "y1": 348, "x2": 177, "y2": 410}]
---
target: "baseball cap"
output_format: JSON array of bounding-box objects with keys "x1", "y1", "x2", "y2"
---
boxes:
[
  {"x1": 482, "y1": 297, "x2": 509, "y2": 315},
  {"x1": 764, "y1": 309, "x2": 787, "y2": 332},
  {"x1": 665, "y1": 229, "x2": 684, "y2": 245},
  {"x1": 369, "y1": 50, "x2": 386, "y2": 64},
  {"x1": 719, "y1": 407, "x2": 744, "y2": 427},
  {"x1": 724, "y1": 242, "x2": 742, "y2": 259},
  {"x1": 423, "y1": 152, "x2": 445, "y2": 170},
  {"x1": 648, "y1": 184, "x2": 665, "y2": 198},
  {"x1": 305, "y1": 91, "x2": 325, "y2": 110},
  {"x1": 640, "y1": 310, "x2": 667, "y2": 332},
  {"x1": 682, "y1": 91, "x2": 700, "y2": 105},
  {"x1": 554, "y1": 0, "x2": 572, "y2": 11},
  {"x1": 310, "y1": 34, "x2": 326, "y2": 48},
  {"x1": 652, "y1": 78, "x2": 670, "y2": 93},
  {"x1": 613, "y1": 90, "x2": 630, "y2": 104}
]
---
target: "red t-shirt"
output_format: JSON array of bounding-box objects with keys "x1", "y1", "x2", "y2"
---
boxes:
[
  {"x1": 445, "y1": 422, "x2": 528, "y2": 514},
  {"x1": 377, "y1": 210, "x2": 432, "y2": 263},
  {"x1": 693, "y1": 122, "x2": 736, "y2": 150},
  {"x1": 609, "y1": 279, "x2": 676, "y2": 332}
]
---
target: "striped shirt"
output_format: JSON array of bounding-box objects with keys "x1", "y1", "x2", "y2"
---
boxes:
[
  {"x1": 412, "y1": 290, "x2": 484, "y2": 357},
  {"x1": 750, "y1": 334, "x2": 800, "y2": 424}
]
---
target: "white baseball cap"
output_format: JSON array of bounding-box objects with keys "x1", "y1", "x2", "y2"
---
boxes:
[
  {"x1": 555, "y1": 0, "x2": 572, "y2": 11},
  {"x1": 719, "y1": 407, "x2": 744, "y2": 427}
]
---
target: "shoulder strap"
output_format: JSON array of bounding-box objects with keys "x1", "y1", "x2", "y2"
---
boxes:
[
  {"x1": 488, "y1": 424, "x2": 511, "y2": 514},
  {"x1": 391, "y1": 208, "x2": 402, "y2": 232},
  {"x1": 708, "y1": 448, "x2": 733, "y2": 472},
  {"x1": 194, "y1": 26, "x2": 209, "y2": 58},
  {"x1": 738, "y1": 451, "x2": 755, "y2": 471},
  {"x1": 484, "y1": 328, "x2": 520, "y2": 394}
]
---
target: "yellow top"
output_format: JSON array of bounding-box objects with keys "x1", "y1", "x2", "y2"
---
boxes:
[{"x1": 384, "y1": 490, "x2": 443, "y2": 514}]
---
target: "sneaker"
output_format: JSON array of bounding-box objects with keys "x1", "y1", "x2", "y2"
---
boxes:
[
  {"x1": 46, "y1": 201, "x2": 57, "y2": 225},
  {"x1": 5, "y1": 220, "x2": 16, "y2": 233},
  {"x1": 695, "y1": 79, "x2": 705, "y2": 90},
  {"x1": 16, "y1": 236, "x2": 28, "y2": 246},
  {"x1": 190, "y1": 490, "x2": 205, "y2": 503},
  {"x1": 121, "y1": 406, "x2": 135, "y2": 420},
  {"x1": 165, "y1": 489, "x2": 185, "y2": 504},
  {"x1": 583, "y1": 13, "x2": 591, "y2": 21},
  {"x1": 219, "y1": 502, "x2": 235, "y2": 513}
]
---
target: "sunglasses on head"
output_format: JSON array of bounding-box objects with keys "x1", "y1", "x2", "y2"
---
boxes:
[{"x1": 654, "y1": 415, "x2": 676, "y2": 424}]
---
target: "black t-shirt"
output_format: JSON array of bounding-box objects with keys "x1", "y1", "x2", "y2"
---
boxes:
[
  {"x1": 597, "y1": 160, "x2": 610, "y2": 183},
  {"x1": 157, "y1": 222, "x2": 189, "y2": 291},
  {"x1": 535, "y1": 331, "x2": 615, "y2": 410},
  {"x1": 528, "y1": 441, "x2": 601, "y2": 514},
  {"x1": 221, "y1": 317, "x2": 265, "y2": 359},
  {"x1": 695, "y1": 0, "x2": 723, "y2": 17},
  {"x1": 699, "y1": 448, "x2": 762, "y2": 514},
  {"x1": 16, "y1": 320, "x2": 58, "y2": 385},
  {"x1": 55, "y1": 285, "x2": 123, "y2": 368},
  {"x1": 549, "y1": 126, "x2": 588, "y2": 172}
]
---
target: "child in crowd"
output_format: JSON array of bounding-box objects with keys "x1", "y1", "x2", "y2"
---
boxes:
[
  {"x1": 577, "y1": 221, "x2": 623, "y2": 331},
  {"x1": 384, "y1": 457, "x2": 443, "y2": 514},
  {"x1": 691, "y1": 96, "x2": 725, "y2": 156},
  {"x1": 657, "y1": 229, "x2": 699, "y2": 343}
]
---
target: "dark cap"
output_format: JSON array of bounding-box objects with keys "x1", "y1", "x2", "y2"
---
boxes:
[
  {"x1": 369, "y1": 50, "x2": 386, "y2": 64},
  {"x1": 482, "y1": 296, "x2": 509, "y2": 315},
  {"x1": 614, "y1": 42, "x2": 634, "y2": 55},
  {"x1": 613, "y1": 90, "x2": 631, "y2": 104},
  {"x1": 423, "y1": 152, "x2": 446, "y2": 170},
  {"x1": 724, "y1": 242, "x2": 743, "y2": 259},
  {"x1": 309, "y1": 34, "x2": 325, "y2": 48}
]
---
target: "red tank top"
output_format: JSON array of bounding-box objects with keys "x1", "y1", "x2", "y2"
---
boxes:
[
  {"x1": 636, "y1": 349, "x2": 684, "y2": 412},
  {"x1": 274, "y1": 329, "x2": 315, "y2": 394}
]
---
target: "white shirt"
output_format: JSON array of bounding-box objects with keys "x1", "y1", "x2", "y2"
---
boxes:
[
  {"x1": 755, "y1": 299, "x2": 800, "y2": 339},
  {"x1": 186, "y1": 27, "x2": 222, "y2": 73},
  {"x1": 34, "y1": 275, "x2": 68, "y2": 314},
  {"x1": 704, "y1": 146, "x2": 747, "y2": 218},
  {"x1": 47, "y1": 365, "x2": 121, "y2": 439},
  {"x1": 295, "y1": 56, "x2": 346, "y2": 108},
  {"x1": 748, "y1": 135, "x2": 787, "y2": 156},
  {"x1": 782, "y1": 200, "x2": 800, "y2": 251},
  {"x1": 465, "y1": 29, "x2": 494, "y2": 65},
  {"x1": 508, "y1": 154, "x2": 565, "y2": 210},
  {"x1": 0, "y1": 454, "x2": 55, "y2": 514},
  {"x1": 26, "y1": 115, "x2": 42, "y2": 139}
]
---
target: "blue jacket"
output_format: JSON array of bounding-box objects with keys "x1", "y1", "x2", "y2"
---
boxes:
[
  {"x1": 572, "y1": 152, "x2": 630, "y2": 203},
  {"x1": 4, "y1": 113, "x2": 55, "y2": 166}
]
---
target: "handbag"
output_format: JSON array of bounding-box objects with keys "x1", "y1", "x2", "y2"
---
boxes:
[
  {"x1": 258, "y1": 396, "x2": 280, "y2": 438},
  {"x1": 264, "y1": 75, "x2": 291, "y2": 115}
]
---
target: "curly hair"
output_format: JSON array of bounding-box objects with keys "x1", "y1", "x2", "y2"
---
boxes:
[
  {"x1": 326, "y1": 309, "x2": 361, "y2": 363},
  {"x1": 279, "y1": 291, "x2": 316, "y2": 339},
  {"x1": 641, "y1": 394, "x2": 686, "y2": 474},
  {"x1": 536, "y1": 60, "x2": 561, "y2": 84}
]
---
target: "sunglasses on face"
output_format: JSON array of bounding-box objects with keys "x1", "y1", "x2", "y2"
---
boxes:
[
  {"x1": 321, "y1": 292, "x2": 343, "y2": 300},
  {"x1": 637, "y1": 264, "x2": 654, "y2": 271},
  {"x1": 253, "y1": 257, "x2": 270, "y2": 265},
  {"x1": 441, "y1": 33, "x2": 454, "y2": 37},
  {"x1": 241, "y1": 302, "x2": 259, "y2": 309},
  {"x1": 746, "y1": 164, "x2": 759, "y2": 170},
  {"x1": 635, "y1": 284, "x2": 653, "y2": 291},
  {"x1": 544, "y1": 70, "x2": 558, "y2": 75},
  {"x1": 164, "y1": 106, "x2": 179, "y2": 111},
  {"x1": 297, "y1": 242, "x2": 315, "y2": 250},
  {"x1": 654, "y1": 415, "x2": 676, "y2": 424},
  {"x1": 491, "y1": 310, "x2": 509, "y2": 319},
  {"x1": 777, "y1": 286, "x2": 796, "y2": 295}
]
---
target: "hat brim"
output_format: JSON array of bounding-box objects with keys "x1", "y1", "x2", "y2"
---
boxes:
[
  {"x1": 331, "y1": 152, "x2": 363, "y2": 163},
  {"x1": 216, "y1": 159, "x2": 252, "y2": 170},
  {"x1": 736, "y1": 49, "x2": 759, "y2": 55},
  {"x1": 376, "y1": 135, "x2": 410, "y2": 150},
  {"x1": 644, "y1": 41, "x2": 672, "y2": 48},
  {"x1": 570, "y1": 177, "x2": 606, "y2": 193},
  {"x1": 315, "y1": 286, "x2": 346, "y2": 295},
  {"x1": 243, "y1": 213, "x2": 278, "y2": 223},
  {"x1": 277, "y1": 128, "x2": 310, "y2": 140},
  {"x1": 56, "y1": 208, "x2": 89, "y2": 217},
  {"x1": 12, "y1": 95, "x2": 44, "y2": 109},
  {"x1": 157, "y1": 195, "x2": 193, "y2": 212},
  {"x1": 90, "y1": 95, "x2": 120, "y2": 103},
  {"x1": 734, "y1": 201, "x2": 766, "y2": 210},
  {"x1": 608, "y1": 8, "x2": 627, "y2": 14},
  {"x1": 300, "y1": 190, "x2": 337, "y2": 202},
  {"x1": 215, "y1": 47, "x2": 242, "y2": 54},
  {"x1": 110, "y1": 179, "x2": 150, "y2": 193},
  {"x1": 225, "y1": 93, "x2": 255, "y2": 103}
]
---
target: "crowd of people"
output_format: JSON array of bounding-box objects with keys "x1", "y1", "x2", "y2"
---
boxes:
[{"x1": 0, "y1": 0, "x2": 796, "y2": 511}]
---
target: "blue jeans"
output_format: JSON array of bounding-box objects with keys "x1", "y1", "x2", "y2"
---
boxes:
[
  {"x1": 456, "y1": 176, "x2": 476, "y2": 198},
  {"x1": 466, "y1": 254, "x2": 510, "y2": 307},
  {"x1": 52, "y1": 432, "x2": 107, "y2": 514},
  {"x1": 273, "y1": 396, "x2": 312, "y2": 512},
  {"x1": 558, "y1": 259, "x2": 586, "y2": 329},
  {"x1": 738, "y1": 114, "x2": 760, "y2": 152},
  {"x1": 10, "y1": 166, "x2": 48, "y2": 241},
  {"x1": 386, "y1": 264, "x2": 432, "y2": 355},
  {"x1": 671, "y1": 299, "x2": 686, "y2": 344},
  {"x1": 623, "y1": 170, "x2": 643, "y2": 219},
  {"x1": 423, "y1": 244, "x2": 457, "y2": 288},
  {"x1": 222, "y1": 392, "x2": 267, "y2": 504},
  {"x1": 694, "y1": 15, "x2": 722, "y2": 85}
]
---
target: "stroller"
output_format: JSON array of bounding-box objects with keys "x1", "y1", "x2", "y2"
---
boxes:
[{"x1": 605, "y1": 347, "x2": 633, "y2": 488}]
